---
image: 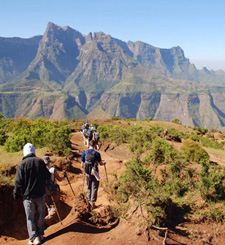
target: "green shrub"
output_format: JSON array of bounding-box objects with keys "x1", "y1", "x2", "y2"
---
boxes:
[
  {"x1": 200, "y1": 137, "x2": 224, "y2": 149},
  {"x1": 111, "y1": 116, "x2": 121, "y2": 121},
  {"x1": 200, "y1": 165, "x2": 225, "y2": 201},
  {"x1": 181, "y1": 139, "x2": 210, "y2": 164},
  {"x1": 193, "y1": 126, "x2": 208, "y2": 135},
  {"x1": 151, "y1": 137, "x2": 177, "y2": 165},
  {"x1": 46, "y1": 125, "x2": 71, "y2": 156},
  {"x1": 3, "y1": 118, "x2": 71, "y2": 155},
  {"x1": 0, "y1": 129, "x2": 7, "y2": 145},
  {"x1": 172, "y1": 118, "x2": 182, "y2": 125}
]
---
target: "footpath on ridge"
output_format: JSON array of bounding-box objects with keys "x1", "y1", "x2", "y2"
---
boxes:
[{"x1": 3, "y1": 131, "x2": 147, "y2": 245}]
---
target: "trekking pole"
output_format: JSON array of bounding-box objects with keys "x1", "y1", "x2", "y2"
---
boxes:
[
  {"x1": 103, "y1": 162, "x2": 108, "y2": 183},
  {"x1": 64, "y1": 172, "x2": 76, "y2": 197},
  {"x1": 51, "y1": 195, "x2": 63, "y2": 225},
  {"x1": 82, "y1": 172, "x2": 85, "y2": 194}
]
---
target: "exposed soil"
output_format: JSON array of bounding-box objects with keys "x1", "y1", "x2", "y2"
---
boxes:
[{"x1": 1, "y1": 132, "x2": 225, "y2": 245}]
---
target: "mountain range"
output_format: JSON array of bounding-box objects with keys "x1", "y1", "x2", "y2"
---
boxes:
[{"x1": 1, "y1": 22, "x2": 225, "y2": 130}]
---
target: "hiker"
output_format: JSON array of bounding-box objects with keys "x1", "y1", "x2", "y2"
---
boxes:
[
  {"x1": 92, "y1": 127, "x2": 100, "y2": 150},
  {"x1": 86, "y1": 128, "x2": 93, "y2": 147},
  {"x1": 43, "y1": 156, "x2": 65, "y2": 226},
  {"x1": 82, "y1": 121, "x2": 90, "y2": 146},
  {"x1": 163, "y1": 129, "x2": 168, "y2": 138},
  {"x1": 81, "y1": 140, "x2": 106, "y2": 209},
  {"x1": 43, "y1": 155, "x2": 65, "y2": 200},
  {"x1": 83, "y1": 128, "x2": 92, "y2": 148},
  {"x1": 43, "y1": 155, "x2": 65, "y2": 184},
  {"x1": 81, "y1": 121, "x2": 89, "y2": 133},
  {"x1": 13, "y1": 143, "x2": 51, "y2": 245}
]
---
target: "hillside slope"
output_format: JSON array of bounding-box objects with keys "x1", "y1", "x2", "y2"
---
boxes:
[{"x1": 1, "y1": 130, "x2": 225, "y2": 245}]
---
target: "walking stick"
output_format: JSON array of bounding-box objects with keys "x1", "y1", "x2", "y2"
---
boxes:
[
  {"x1": 64, "y1": 172, "x2": 76, "y2": 197},
  {"x1": 82, "y1": 172, "x2": 85, "y2": 194},
  {"x1": 51, "y1": 195, "x2": 63, "y2": 225},
  {"x1": 104, "y1": 163, "x2": 108, "y2": 183}
]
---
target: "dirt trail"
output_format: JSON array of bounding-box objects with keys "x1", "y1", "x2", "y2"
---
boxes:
[
  {"x1": 3, "y1": 132, "x2": 225, "y2": 245},
  {"x1": 2, "y1": 132, "x2": 147, "y2": 245}
]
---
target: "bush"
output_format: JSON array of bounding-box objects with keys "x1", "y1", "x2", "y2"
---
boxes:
[
  {"x1": 181, "y1": 139, "x2": 210, "y2": 164},
  {"x1": 200, "y1": 137, "x2": 224, "y2": 149},
  {"x1": 3, "y1": 118, "x2": 72, "y2": 155},
  {"x1": 151, "y1": 137, "x2": 178, "y2": 165},
  {"x1": 46, "y1": 125, "x2": 71, "y2": 156},
  {"x1": 200, "y1": 165, "x2": 225, "y2": 201},
  {"x1": 193, "y1": 126, "x2": 208, "y2": 135},
  {"x1": 172, "y1": 118, "x2": 182, "y2": 125},
  {"x1": 0, "y1": 129, "x2": 7, "y2": 145}
]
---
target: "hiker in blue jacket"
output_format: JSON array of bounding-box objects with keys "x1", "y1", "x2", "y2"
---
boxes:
[
  {"x1": 13, "y1": 143, "x2": 51, "y2": 245},
  {"x1": 81, "y1": 140, "x2": 106, "y2": 209}
]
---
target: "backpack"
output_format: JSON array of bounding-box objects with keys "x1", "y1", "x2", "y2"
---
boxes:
[
  {"x1": 84, "y1": 150, "x2": 96, "y2": 175},
  {"x1": 84, "y1": 129, "x2": 92, "y2": 139},
  {"x1": 88, "y1": 129, "x2": 93, "y2": 139}
]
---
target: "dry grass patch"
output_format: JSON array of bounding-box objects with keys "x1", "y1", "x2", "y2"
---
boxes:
[{"x1": 0, "y1": 146, "x2": 50, "y2": 167}]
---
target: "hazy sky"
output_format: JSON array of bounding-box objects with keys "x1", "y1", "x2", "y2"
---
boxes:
[{"x1": 1, "y1": 0, "x2": 225, "y2": 71}]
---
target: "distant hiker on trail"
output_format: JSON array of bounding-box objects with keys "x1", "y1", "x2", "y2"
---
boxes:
[
  {"x1": 43, "y1": 156, "x2": 65, "y2": 226},
  {"x1": 92, "y1": 127, "x2": 100, "y2": 150},
  {"x1": 13, "y1": 143, "x2": 51, "y2": 245},
  {"x1": 163, "y1": 129, "x2": 168, "y2": 138},
  {"x1": 81, "y1": 140, "x2": 106, "y2": 209},
  {"x1": 82, "y1": 121, "x2": 91, "y2": 147}
]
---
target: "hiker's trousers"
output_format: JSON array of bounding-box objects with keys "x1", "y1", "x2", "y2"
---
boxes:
[
  {"x1": 23, "y1": 195, "x2": 45, "y2": 241},
  {"x1": 86, "y1": 174, "x2": 99, "y2": 204}
]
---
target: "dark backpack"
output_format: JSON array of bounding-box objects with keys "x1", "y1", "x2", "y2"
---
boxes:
[{"x1": 84, "y1": 150, "x2": 96, "y2": 175}]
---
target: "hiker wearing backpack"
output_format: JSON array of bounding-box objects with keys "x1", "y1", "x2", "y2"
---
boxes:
[
  {"x1": 81, "y1": 140, "x2": 106, "y2": 209},
  {"x1": 13, "y1": 143, "x2": 51, "y2": 245},
  {"x1": 43, "y1": 156, "x2": 65, "y2": 226},
  {"x1": 83, "y1": 127, "x2": 92, "y2": 148},
  {"x1": 82, "y1": 121, "x2": 90, "y2": 146},
  {"x1": 92, "y1": 127, "x2": 100, "y2": 150},
  {"x1": 163, "y1": 129, "x2": 168, "y2": 138}
]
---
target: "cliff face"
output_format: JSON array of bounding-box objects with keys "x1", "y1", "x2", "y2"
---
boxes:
[
  {"x1": 0, "y1": 36, "x2": 42, "y2": 84},
  {"x1": 1, "y1": 22, "x2": 225, "y2": 130}
]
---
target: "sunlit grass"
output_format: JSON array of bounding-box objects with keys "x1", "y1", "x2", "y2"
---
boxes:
[
  {"x1": 0, "y1": 146, "x2": 50, "y2": 167},
  {"x1": 204, "y1": 147, "x2": 225, "y2": 159}
]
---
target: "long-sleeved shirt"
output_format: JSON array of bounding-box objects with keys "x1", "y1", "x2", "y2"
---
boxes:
[{"x1": 13, "y1": 153, "x2": 51, "y2": 200}]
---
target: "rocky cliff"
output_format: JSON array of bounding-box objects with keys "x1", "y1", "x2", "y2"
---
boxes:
[{"x1": 1, "y1": 22, "x2": 225, "y2": 130}]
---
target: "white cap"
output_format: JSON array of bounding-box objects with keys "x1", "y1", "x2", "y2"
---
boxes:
[{"x1": 23, "y1": 143, "x2": 35, "y2": 157}]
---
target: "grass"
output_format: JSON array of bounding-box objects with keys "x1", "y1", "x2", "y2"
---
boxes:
[
  {"x1": 204, "y1": 147, "x2": 225, "y2": 166},
  {"x1": 203, "y1": 147, "x2": 225, "y2": 158},
  {"x1": 0, "y1": 146, "x2": 51, "y2": 167}
]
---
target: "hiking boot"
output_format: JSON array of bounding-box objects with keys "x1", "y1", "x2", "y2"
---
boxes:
[{"x1": 33, "y1": 236, "x2": 41, "y2": 245}]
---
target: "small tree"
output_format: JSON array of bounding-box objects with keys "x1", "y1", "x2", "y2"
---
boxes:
[{"x1": 172, "y1": 118, "x2": 182, "y2": 125}]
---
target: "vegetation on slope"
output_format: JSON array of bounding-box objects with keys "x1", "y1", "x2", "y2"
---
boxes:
[
  {"x1": 1, "y1": 116, "x2": 225, "y2": 231},
  {"x1": 97, "y1": 119, "x2": 225, "y2": 229}
]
